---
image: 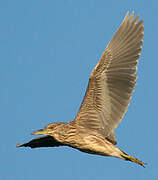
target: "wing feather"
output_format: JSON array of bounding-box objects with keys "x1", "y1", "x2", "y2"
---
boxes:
[
  {"x1": 17, "y1": 136, "x2": 63, "y2": 148},
  {"x1": 74, "y1": 12, "x2": 144, "y2": 144}
]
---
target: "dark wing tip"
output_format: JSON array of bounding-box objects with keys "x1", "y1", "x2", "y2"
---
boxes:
[
  {"x1": 16, "y1": 143, "x2": 23, "y2": 147},
  {"x1": 16, "y1": 136, "x2": 63, "y2": 149}
]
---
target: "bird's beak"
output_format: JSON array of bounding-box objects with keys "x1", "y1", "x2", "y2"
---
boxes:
[{"x1": 31, "y1": 129, "x2": 48, "y2": 135}]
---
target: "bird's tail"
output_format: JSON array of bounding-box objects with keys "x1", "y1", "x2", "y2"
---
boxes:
[{"x1": 120, "y1": 151, "x2": 146, "y2": 167}]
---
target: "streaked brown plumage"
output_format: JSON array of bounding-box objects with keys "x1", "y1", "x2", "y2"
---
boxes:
[{"x1": 17, "y1": 12, "x2": 145, "y2": 167}]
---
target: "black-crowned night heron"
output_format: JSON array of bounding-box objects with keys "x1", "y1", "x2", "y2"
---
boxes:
[{"x1": 17, "y1": 11, "x2": 145, "y2": 167}]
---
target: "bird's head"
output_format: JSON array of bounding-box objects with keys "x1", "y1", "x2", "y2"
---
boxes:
[{"x1": 31, "y1": 122, "x2": 64, "y2": 136}]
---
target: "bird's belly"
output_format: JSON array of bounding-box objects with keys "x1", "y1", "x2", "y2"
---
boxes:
[{"x1": 70, "y1": 135, "x2": 118, "y2": 157}]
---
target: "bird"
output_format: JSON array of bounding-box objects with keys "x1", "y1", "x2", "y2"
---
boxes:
[{"x1": 17, "y1": 11, "x2": 145, "y2": 167}]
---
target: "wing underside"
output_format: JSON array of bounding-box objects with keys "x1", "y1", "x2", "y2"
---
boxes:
[
  {"x1": 16, "y1": 136, "x2": 63, "y2": 148},
  {"x1": 74, "y1": 12, "x2": 144, "y2": 144}
]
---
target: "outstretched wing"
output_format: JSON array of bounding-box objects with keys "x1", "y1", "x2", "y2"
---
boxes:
[
  {"x1": 74, "y1": 12, "x2": 144, "y2": 144},
  {"x1": 16, "y1": 136, "x2": 63, "y2": 148}
]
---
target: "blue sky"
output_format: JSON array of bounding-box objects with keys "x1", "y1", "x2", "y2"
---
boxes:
[{"x1": 1, "y1": 0, "x2": 157, "y2": 179}]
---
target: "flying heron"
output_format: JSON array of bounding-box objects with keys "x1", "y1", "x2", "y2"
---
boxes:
[{"x1": 17, "y1": 11, "x2": 145, "y2": 167}]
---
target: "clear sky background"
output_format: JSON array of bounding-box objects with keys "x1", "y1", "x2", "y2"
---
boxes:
[{"x1": 1, "y1": 0, "x2": 157, "y2": 179}]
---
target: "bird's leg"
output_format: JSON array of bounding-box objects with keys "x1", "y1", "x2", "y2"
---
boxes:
[{"x1": 120, "y1": 151, "x2": 146, "y2": 167}]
